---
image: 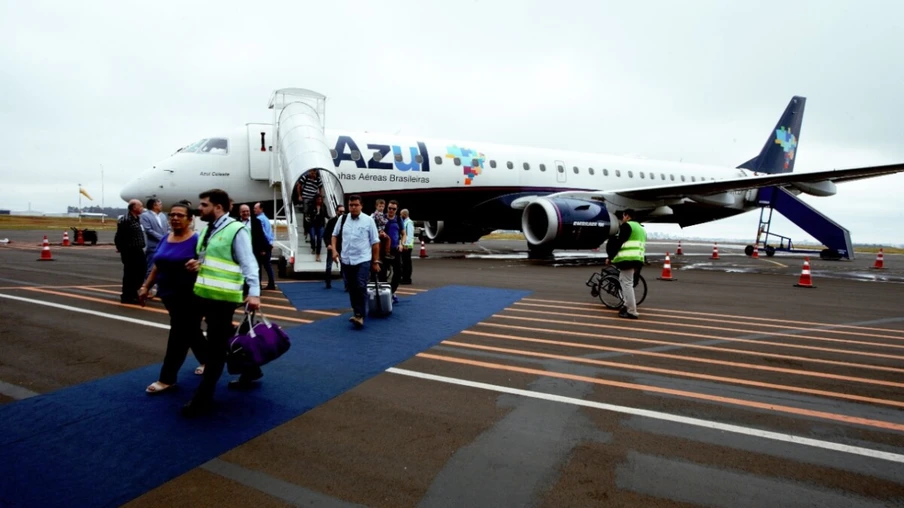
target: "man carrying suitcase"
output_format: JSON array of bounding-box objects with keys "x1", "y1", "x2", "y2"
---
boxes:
[{"x1": 331, "y1": 194, "x2": 380, "y2": 329}]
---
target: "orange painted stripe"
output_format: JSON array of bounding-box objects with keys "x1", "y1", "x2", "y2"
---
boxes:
[
  {"x1": 493, "y1": 315, "x2": 904, "y2": 362},
  {"x1": 22, "y1": 287, "x2": 171, "y2": 316},
  {"x1": 443, "y1": 340, "x2": 904, "y2": 408},
  {"x1": 520, "y1": 298, "x2": 904, "y2": 335},
  {"x1": 461, "y1": 330, "x2": 904, "y2": 388},
  {"x1": 513, "y1": 301, "x2": 904, "y2": 341},
  {"x1": 505, "y1": 307, "x2": 904, "y2": 350},
  {"x1": 0, "y1": 284, "x2": 122, "y2": 291},
  {"x1": 476, "y1": 323, "x2": 904, "y2": 375},
  {"x1": 300, "y1": 309, "x2": 342, "y2": 317},
  {"x1": 77, "y1": 286, "x2": 312, "y2": 324},
  {"x1": 416, "y1": 353, "x2": 904, "y2": 433}
]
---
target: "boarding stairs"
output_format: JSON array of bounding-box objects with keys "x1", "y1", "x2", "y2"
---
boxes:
[
  {"x1": 751, "y1": 186, "x2": 854, "y2": 260},
  {"x1": 267, "y1": 88, "x2": 344, "y2": 275}
]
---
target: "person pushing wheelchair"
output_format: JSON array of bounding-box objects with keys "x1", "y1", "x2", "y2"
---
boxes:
[{"x1": 605, "y1": 209, "x2": 646, "y2": 320}]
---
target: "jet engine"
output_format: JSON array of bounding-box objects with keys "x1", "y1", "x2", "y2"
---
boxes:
[
  {"x1": 521, "y1": 197, "x2": 619, "y2": 250},
  {"x1": 424, "y1": 220, "x2": 487, "y2": 243}
]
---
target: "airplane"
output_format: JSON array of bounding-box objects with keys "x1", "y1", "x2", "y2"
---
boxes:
[{"x1": 120, "y1": 92, "x2": 904, "y2": 267}]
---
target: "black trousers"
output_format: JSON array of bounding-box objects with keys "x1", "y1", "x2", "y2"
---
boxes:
[
  {"x1": 120, "y1": 249, "x2": 146, "y2": 302},
  {"x1": 400, "y1": 248, "x2": 413, "y2": 283},
  {"x1": 190, "y1": 298, "x2": 262, "y2": 404},
  {"x1": 378, "y1": 253, "x2": 402, "y2": 294},
  {"x1": 158, "y1": 293, "x2": 207, "y2": 385},
  {"x1": 256, "y1": 246, "x2": 275, "y2": 287}
]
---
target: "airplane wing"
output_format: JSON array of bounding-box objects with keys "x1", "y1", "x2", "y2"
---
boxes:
[{"x1": 544, "y1": 162, "x2": 904, "y2": 202}]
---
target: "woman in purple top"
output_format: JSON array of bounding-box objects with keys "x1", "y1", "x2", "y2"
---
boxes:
[{"x1": 138, "y1": 200, "x2": 208, "y2": 394}]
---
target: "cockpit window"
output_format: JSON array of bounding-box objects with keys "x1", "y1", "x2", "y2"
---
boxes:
[{"x1": 177, "y1": 138, "x2": 228, "y2": 154}]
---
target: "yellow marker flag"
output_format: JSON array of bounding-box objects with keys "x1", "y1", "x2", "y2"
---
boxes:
[{"x1": 79, "y1": 187, "x2": 93, "y2": 200}]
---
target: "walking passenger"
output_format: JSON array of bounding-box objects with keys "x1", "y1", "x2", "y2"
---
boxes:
[
  {"x1": 138, "y1": 200, "x2": 207, "y2": 394},
  {"x1": 181, "y1": 189, "x2": 261, "y2": 417},
  {"x1": 331, "y1": 195, "x2": 380, "y2": 329}
]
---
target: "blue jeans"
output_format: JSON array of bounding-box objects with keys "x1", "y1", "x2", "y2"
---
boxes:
[
  {"x1": 341, "y1": 261, "x2": 371, "y2": 318},
  {"x1": 309, "y1": 226, "x2": 324, "y2": 255}
]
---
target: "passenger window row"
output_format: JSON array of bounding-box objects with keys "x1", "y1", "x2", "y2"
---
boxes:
[{"x1": 330, "y1": 149, "x2": 715, "y2": 182}]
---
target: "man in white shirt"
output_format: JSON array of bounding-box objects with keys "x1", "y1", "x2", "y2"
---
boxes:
[{"x1": 331, "y1": 194, "x2": 380, "y2": 328}]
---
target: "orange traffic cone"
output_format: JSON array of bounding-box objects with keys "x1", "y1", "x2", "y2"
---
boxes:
[
  {"x1": 871, "y1": 249, "x2": 885, "y2": 270},
  {"x1": 676, "y1": 241, "x2": 683, "y2": 255},
  {"x1": 76, "y1": 229, "x2": 84, "y2": 245},
  {"x1": 38, "y1": 235, "x2": 54, "y2": 261},
  {"x1": 419, "y1": 239, "x2": 428, "y2": 258},
  {"x1": 711, "y1": 242, "x2": 719, "y2": 260},
  {"x1": 657, "y1": 252, "x2": 676, "y2": 281},
  {"x1": 794, "y1": 257, "x2": 815, "y2": 288},
  {"x1": 752, "y1": 246, "x2": 759, "y2": 259},
  {"x1": 62, "y1": 231, "x2": 70, "y2": 246}
]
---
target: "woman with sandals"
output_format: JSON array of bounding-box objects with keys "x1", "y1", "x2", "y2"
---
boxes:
[{"x1": 138, "y1": 200, "x2": 208, "y2": 394}]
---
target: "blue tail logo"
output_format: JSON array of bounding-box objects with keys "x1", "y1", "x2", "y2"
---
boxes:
[
  {"x1": 737, "y1": 96, "x2": 806, "y2": 174},
  {"x1": 774, "y1": 126, "x2": 798, "y2": 170}
]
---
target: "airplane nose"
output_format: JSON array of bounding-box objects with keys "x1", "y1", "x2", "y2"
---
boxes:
[{"x1": 120, "y1": 177, "x2": 140, "y2": 202}]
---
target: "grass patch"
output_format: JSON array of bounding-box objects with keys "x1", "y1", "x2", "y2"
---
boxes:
[{"x1": 0, "y1": 215, "x2": 118, "y2": 231}]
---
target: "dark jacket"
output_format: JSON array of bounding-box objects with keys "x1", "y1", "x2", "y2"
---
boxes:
[
  {"x1": 324, "y1": 214, "x2": 342, "y2": 254},
  {"x1": 249, "y1": 216, "x2": 269, "y2": 254}
]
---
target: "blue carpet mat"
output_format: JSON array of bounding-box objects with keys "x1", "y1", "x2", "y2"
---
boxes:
[
  {"x1": 279, "y1": 281, "x2": 358, "y2": 310},
  {"x1": 0, "y1": 285, "x2": 530, "y2": 508}
]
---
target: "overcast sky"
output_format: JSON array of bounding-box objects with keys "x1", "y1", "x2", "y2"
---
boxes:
[{"x1": 1, "y1": 0, "x2": 902, "y2": 245}]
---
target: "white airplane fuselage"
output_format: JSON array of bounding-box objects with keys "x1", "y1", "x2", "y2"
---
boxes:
[{"x1": 121, "y1": 124, "x2": 759, "y2": 240}]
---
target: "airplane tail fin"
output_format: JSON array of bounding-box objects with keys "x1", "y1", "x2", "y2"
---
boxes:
[{"x1": 737, "y1": 95, "x2": 806, "y2": 174}]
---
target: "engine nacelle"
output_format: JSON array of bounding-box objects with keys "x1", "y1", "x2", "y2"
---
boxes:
[
  {"x1": 522, "y1": 197, "x2": 619, "y2": 250},
  {"x1": 791, "y1": 179, "x2": 837, "y2": 197},
  {"x1": 424, "y1": 220, "x2": 486, "y2": 243}
]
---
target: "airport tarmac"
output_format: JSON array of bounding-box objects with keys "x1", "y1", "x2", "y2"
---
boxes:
[{"x1": 1, "y1": 229, "x2": 904, "y2": 507}]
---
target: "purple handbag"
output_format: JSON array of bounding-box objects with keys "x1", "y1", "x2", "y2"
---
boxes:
[{"x1": 226, "y1": 310, "x2": 291, "y2": 375}]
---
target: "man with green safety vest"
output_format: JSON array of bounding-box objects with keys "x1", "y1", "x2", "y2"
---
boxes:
[
  {"x1": 182, "y1": 188, "x2": 262, "y2": 417},
  {"x1": 608, "y1": 208, "x2": 646, "y2": 320}
]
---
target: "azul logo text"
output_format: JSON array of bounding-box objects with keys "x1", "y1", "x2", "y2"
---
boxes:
[{"x1": 333, "y1": 136, "x2": 430, "y2": 172}]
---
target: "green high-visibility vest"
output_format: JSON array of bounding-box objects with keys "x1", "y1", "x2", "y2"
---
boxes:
[
  {"x1": 612, "y1": 221, "x2": 646, "y2": 264},
  {"x1": 194, "y1": 219, "x2": 245, "y2": 303}
]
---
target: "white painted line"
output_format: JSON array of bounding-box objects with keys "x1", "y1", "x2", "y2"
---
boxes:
[
  {"x1": 387, "y1": 368, "x2": 904, "y2": 464},
  {"x1": 0, "y1": 293, "x2": 170, "y2": 330},
  {"x1": 0, "y1": 380, "x2": 39, "y2": 400}
]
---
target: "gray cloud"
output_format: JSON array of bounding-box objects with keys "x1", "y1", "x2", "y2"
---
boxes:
[{"x1": 1, "y1": 0, "x2": 902, "y2": 243}]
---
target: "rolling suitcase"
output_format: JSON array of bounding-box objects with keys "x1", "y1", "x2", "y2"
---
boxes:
[{"x1": 366, "y1": 271, "x2": 393, "y2": 317}]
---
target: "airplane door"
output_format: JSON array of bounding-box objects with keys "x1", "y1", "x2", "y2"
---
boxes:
[
  {"x1": 247, "y1": 124, "x2": 270, "y2": 180},
  {"x1": 555, "y1": 160, "x2": 567, "y2": 183}
]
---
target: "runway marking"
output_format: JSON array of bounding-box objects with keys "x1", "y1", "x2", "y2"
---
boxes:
[
  {"x1": 0, "y1": 292, "x2": 170, "y2": 329},
  {"x1": 761, "y1": 259, "x2": 788, "y2": 267},
  {"x1": 443, "y1": 340, "x2": 904, "y2": 408},
  {"x1": 521, "y1": 298, "x2": 904, "y2": 335},
  {"x1": 514, "y1": 302, "x2": 904, "y2": 341},
  {"x1": 414, "y1": 353, "x2": 904, "y2": 433},
  {"x1": 300, "y1": 309, "x2": 342, "y2": 316},
  {"x1": 461, "y1": 330, "x2": 904, "y2": 388},
  {"x1": 19, "y1": 287, "x2": 242, "y2": 326},
  {"x1": 75, "y1": 286, "x2": 314, "y2": 325},
  {"x1": 505, "y1": 307, "x2": 904, "y2": 350},
  {"x1": 0, "y1": 380, "x2": 40, "y2": 400},
  {"x1": 0, "y1": 284, "x2": 121, "y2": 291},
  {"x1": 21, "y1": 287, "x2": 171, "y2": 315},
  {"x1": 476, "y1": 323, "x2": 904, "y2": 375},
  {"x1": 494, "y1": 314, "x2": 904, "y2": 362},
  {"x1": 387, "y1": 368, "x2": 904, "y2": 464}
]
